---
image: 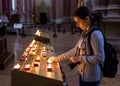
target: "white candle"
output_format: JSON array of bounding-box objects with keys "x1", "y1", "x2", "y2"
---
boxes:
[
  {"x1": 47, "y1": 64, "x2": 52, "y2": 71},
  {"x1": 24, "y1": 64, "x2": 31, "y2": 71},
  {"x1": 13, "y1": 64, "x2": 21, "y2": 70}
]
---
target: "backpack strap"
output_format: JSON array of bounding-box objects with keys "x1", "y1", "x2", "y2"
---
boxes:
[
  {"x1": 87, "y1": 26, "x2": 102, "y2": 55},
  {"x1": 87, "y1": 26, "x2": 104, "y2": 71}
]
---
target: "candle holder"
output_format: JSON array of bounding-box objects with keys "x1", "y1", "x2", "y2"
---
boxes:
[
  {"x1": 34, "y1": 61, "x2": 39, "y2": 67},
  {"x1": 24, "y1": 64, "x2": 31, "y2": 71},
  {"x1": 47, "y1": 64, "x2": 52, "y2": 72},
  {"x1": 20, "y1": 56, "x2": 26, "y2": 62},
  {"x1": 42, "y1": 51, "x2": 47, "y2": 57},
  {"x1": 13, "y1": 64, "x2": 21, "y2": 70}
]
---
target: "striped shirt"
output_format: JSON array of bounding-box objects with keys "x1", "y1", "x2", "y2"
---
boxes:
[{"x1": 58, "y1": 27, "x2": 105, "y2": 82}]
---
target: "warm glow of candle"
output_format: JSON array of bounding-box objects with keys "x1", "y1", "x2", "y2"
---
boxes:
[
  {"x1": 46, "y1": 72, "x2": 53, "y2": 78},
  {"x1": 47, "y1": 59, "x2": 52, "y2": 64},
  {"x1": 47, "y1": 64, "x2": 52, "y2": 71},
  {"x1": 42, "y1": 51, "x2": 47, "y2": 57},
  {"x1": 25, "y1": 64, "x2": 31, "y2": 68},
  {"x1": 36, "y1": 56, "x2": 40, "y2": 62},
  {"x1": 13, "y1": 64, "x2": 21, "y2": 69},
  {"x1": 31, "y1": 40, "x2": 35, "y2": 46},
  {"x1": 47, "y1": 64, "x2": 52, "y2": 68},
  {"x1": 24, "y1": 64, "x2": 31, "y2": 71},
  {"x1": 39, "y1": 32, "x2": 41, "y2": 36},
  {"x1": 43, "y1": 47, "x2": 46, "y2": 51},
  {"x1": 35, "y1": 30, "x2": 39, "y2": 35}
]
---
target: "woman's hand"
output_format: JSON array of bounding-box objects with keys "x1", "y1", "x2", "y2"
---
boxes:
[
  {"x1": 47, "y1": 56, "x2": 60, "y2": 63},
  {"x1": 69, "y1": 56, "x2": 80, "y2": 63}
]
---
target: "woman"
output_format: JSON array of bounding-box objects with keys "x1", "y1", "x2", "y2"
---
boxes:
[{"x1": 48, "y1": 6, "x2": 105, "y2": 86}]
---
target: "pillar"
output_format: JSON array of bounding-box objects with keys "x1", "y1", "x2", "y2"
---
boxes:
[
  {"x1": 2, "y1": 0, "x2": 9, "y2": 15},
  {"x1": 17, "y1": 0, "x2": 25, "y2": 23},
  {"x1": 70, "y1": 0, "x2": 78, "y2": 16},
  {"x1": 55, "y1": 0, "x2": 61, "y2": 23},
  {"x1": 106, "y1": 0, "x2": 120, "y2": 18},
  {"x1": 93, "y1": 0, "x2": 108, "y2": 10},
  {"x1": 102, "y1": 0, "x2": 120, "y2": 52},
  {"x1": 93, "y1": 0, "x2": 108, "y2": 17},
  {"x1": 24, "y1": 0, "x2": 31, "y2": 24},
  {"x1": 51, "y1": 0, "x2": 56, "y2": 21},
  {"x1": 0, "y1": 0, "x2": 3, "y2": 17}
]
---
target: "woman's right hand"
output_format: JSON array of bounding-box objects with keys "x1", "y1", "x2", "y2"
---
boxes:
[{"x1": 47, "y1": 56, "x2": 60, "y2": 63}]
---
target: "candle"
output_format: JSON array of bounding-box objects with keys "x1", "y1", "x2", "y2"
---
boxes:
[
  {"x1": 47, "y1": 64, "x2": 52, "y2": 71},
  {"x1": 13, "y1": 64, "x2": 21, "y2": 70},
  {"x1": 30, "y1": 40, "x2": 35, "y2": 46},
  {"x1": 47, "y1": 59, "x2": 52, "y2": 64},
  {"x1": 43, "y1": 47, "x2": 47, "y2": 52},
  {"x1": 35, "y1": 56, "x2": 40, "y2": 62},
  {"x1": 20, "y1": 56, "x2": 26, "y2": 62},
  {"x1": 35, "y1": 30, "x2": 39, "y2": 35},
  {"x1": 39, "y1": 32, "x2": 41, "y2": 36},
  {"x1": 34, "y1": 61, "x2": 39, "y2": 67},
  {"x1": 24, "y1": 64, "x2": 31, "y2": 71},
  {"x1": 42, "y1": 51, "x2": 47, "y2": 57},
  {"x1": 23, "y1": 53, "x2": 29, "y2": 57}
]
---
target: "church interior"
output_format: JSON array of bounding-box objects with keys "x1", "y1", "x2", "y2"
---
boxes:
[{"x1": 0, "y1": 0, "x2": 120, "y2": 86}]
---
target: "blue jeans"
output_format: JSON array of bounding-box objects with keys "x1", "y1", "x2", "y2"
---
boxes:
[{"x1": 79, "y1": 76, "x2": 100, "y2": 86}]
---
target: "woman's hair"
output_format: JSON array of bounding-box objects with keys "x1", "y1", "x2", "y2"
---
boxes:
[
  {"x1": 73, "y1": 6, "x2": 101, "y2": 26},
  {"x1": 73, "y1": 6, "x2": 93, "y2": 19}
]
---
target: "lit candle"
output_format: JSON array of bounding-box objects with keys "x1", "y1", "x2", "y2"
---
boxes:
[
  {"x1": 47, "y1": 59, "x2": 52, "y2": 64},
  {"x1": 13, "y1": 64, "x2": 21, "y2": 70},
  {"x1": 42, "y1": 51, "x2": 47, "y2": 57},
  {"x1": 35, "y1": 30, "x2": 39, "y2": 35},
  {"x1": 39, "y1": 31, "x2": 41, "y2": 36},
  {"x1": 24, "y1": 64, "x2": 31, "y2": 71},
  {"x1": 35, "y1": 56, "x2": 40, "y2": 62},
  {"x1": 43, "y1": 47, "x2": 46, "y2": 51},
  {"x1": 47, "y1": 64, "x2": 52, "y2": 71},
  {"x1": 34, "y1": 61, "x2": 39, "y2": 67},
  {"x1": 23, "y1": 53, "x2": 29, "y2": 57}
]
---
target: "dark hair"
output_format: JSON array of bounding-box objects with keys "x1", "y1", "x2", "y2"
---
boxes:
[
  {"x1": 73, "y1": 6, "x2": 101, "y2": 26},
  {"x1": 92, "y1": 13, "x2": 101, "y2": 26},
  {"x1": 73, "y1": 6, "x2": 93, "y2": 19}
]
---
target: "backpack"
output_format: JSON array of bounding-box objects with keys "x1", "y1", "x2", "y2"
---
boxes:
[{"x1": 87, "y1": 26, "x2": 119, "y2": 78}]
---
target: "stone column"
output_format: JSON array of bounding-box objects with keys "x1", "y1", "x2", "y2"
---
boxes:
[
  {"x1": 24, "y1": 0, "x2": 31, "y2": 24},
  {"x1": 17, "y1": 0, "x2": 25, "y2": 23},
  {"x1": 2, "y1": 0, "x2": 9, "y2": 14},
  {"x1": 51, "y1": 0, "x2": 56, "y2": 21},
  {"x1": 93, "y1": 0, "x2": 108, "y2": 10},
  {"x1": 103, "y1": 0, "x2": 120, "y2": 52},
  {"x1": 0, "y1": 0, "x2": 3, "y2": 17},
  {"x1": 106, "y1": 0, "x2": 120, "y2": 19},
  {"x1": 93, "y1": 0, "x2": 108, "y2": 17},
  {"x1": 70, "y1": 0, "x2": 78, "y2": 16},
  {"x1": 59, "y1": 0, "x2": 64, "y2": 19},
  {"x1": 55, "y1": 0, "x2": 60, "y2": 23}
]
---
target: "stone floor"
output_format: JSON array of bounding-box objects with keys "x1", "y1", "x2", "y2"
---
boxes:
[{"x1": 0, "y1": 27, "x2": 120, "y2": 86}]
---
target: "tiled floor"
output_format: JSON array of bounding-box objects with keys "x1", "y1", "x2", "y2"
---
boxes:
[{"x1": 0, "y1": 27, "x2": 120, "y2": 86}]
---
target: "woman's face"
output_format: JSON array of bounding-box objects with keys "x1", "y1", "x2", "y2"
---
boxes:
[{"x1": 74, "y1": 16, "x2": 90, "y2": 31}]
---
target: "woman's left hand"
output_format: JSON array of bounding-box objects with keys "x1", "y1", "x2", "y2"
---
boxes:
[{"x1": 69, "y1": 56, "x2": 80, "y2": 63}]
